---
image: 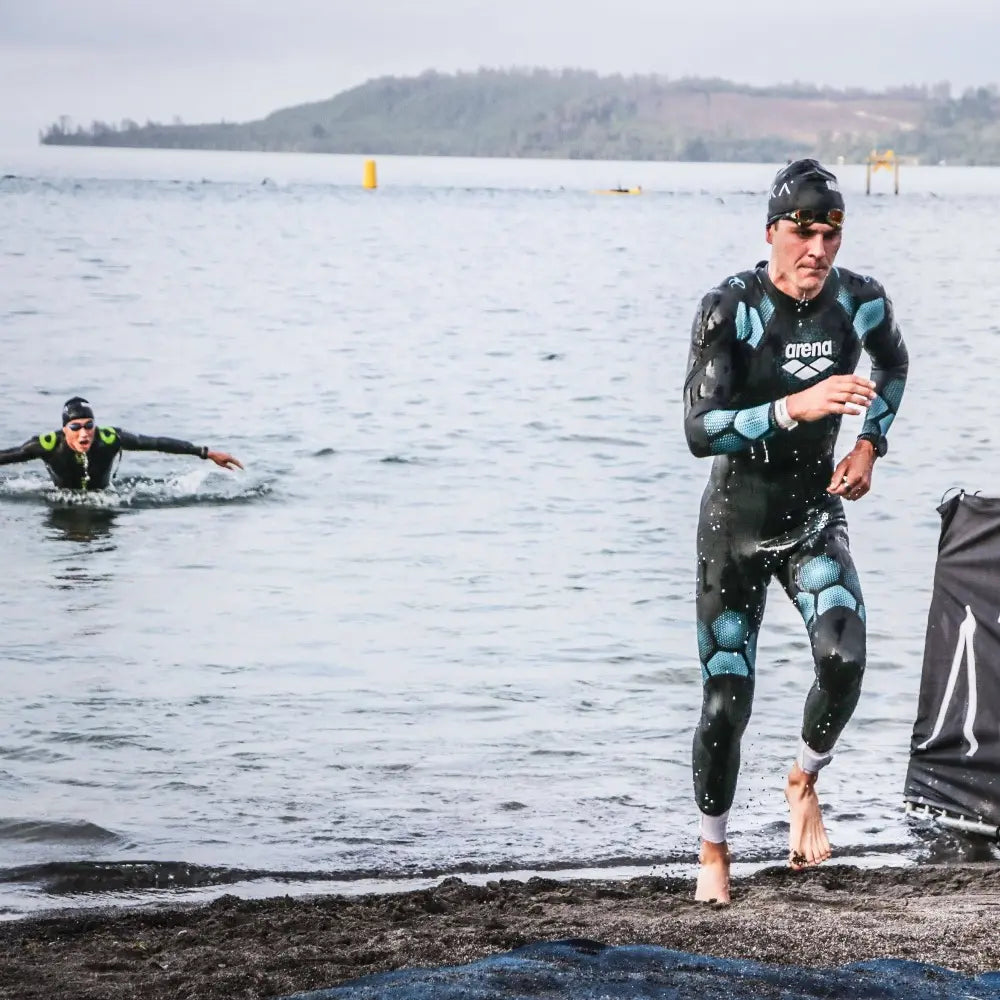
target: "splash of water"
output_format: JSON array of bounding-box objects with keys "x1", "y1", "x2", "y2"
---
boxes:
[{"x1": 0, "y1": 470, "x2": 272, "y2": 510}]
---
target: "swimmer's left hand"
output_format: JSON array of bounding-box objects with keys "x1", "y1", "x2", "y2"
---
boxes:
[
  {"x1": 827, "y1": 441, "x2": 876, "y2": 501},
  {"x1": 206, "y1": 450, "x2": 244, "y2": 471}
]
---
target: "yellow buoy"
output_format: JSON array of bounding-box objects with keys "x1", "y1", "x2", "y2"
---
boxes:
[
  {"x1": 593, "y1": 186, "x2": 642, "y2": 196},
  {"x1": 363, "y1": 159, "x2": 377, "y2": 190}
]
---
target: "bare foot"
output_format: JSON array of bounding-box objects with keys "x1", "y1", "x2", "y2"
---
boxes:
[
  {"x1": 785, "y1": 762, "x2": 832, "y2": 870},
  {"x1": 695, "y1": 839, "x2": 731, "y2": 903}
]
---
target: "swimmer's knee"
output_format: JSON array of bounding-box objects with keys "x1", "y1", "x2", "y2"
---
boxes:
[
  {"x1": 813, "y1": 611, "x2": 866, "y2": 688},
  {"x1": 699, "y1": 674, "x2": 754, "y2": 735}
]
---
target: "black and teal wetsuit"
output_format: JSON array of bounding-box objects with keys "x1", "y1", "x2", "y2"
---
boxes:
[
  {"x1": 0, "y1": 427, "x2": 209, "y2": 490},
  {"x1": 683, "y1": 262, "x2": 908, "y2": 819}
]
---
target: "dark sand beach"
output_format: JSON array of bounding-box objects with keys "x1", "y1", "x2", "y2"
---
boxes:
[{"x1": 1, "y1": 862, "x2": 999, "y2": 999}]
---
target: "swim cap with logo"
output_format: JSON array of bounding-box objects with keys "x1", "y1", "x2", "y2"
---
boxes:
[
  {"x1": 766, "y1": 159, "x2": 845, "y2": 226},
  {"x1": 61, "y1": 396, "x2": 95, "y2": 425}
]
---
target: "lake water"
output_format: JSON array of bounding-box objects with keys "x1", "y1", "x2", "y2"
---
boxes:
[{"x1": 1, "y1": 145, "x2": 998, "y2": 918}]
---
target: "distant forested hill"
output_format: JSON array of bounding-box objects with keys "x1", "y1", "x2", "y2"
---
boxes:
[{"x1": 39, "y1": 68, "x2": 1000, "y2": 164}]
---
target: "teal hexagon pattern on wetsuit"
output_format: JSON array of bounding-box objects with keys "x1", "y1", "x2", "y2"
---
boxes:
[
  {"x1": 703, "y1": 403, "x2": 774, "y2": 455},
  {"x1": 698, "y1": 611, "x2": 759, "y2": 682},
  {"x1": 794, "y1": 554, "x2": 866, "y2": 632}
]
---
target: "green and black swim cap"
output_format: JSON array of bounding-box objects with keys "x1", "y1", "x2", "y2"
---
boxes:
[{"x1": 766, "y1": 158, "x2": 845, "y2": 227}]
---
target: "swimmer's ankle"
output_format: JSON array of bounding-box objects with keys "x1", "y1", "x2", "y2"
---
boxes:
[
  {"x1": 787, "y1": 761, "x2": 819, "y2": 790},
  {"x1": 699, "y1": 839, "x2": 730, "y2": 865}
]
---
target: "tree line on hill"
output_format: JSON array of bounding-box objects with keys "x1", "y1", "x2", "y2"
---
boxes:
[{"x1": 39, "y1": 68, "x2": 1000, "y2": 165}]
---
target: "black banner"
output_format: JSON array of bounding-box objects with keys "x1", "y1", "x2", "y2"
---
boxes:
[{"x1": 904, "y1": 492, "x2": 1000, "y2": 829}]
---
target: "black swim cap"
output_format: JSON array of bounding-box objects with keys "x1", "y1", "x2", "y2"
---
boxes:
[
  {"x1": 766, "y1": 158, "x2": 845, "y2": 226},
  {"x1": 61, "y1": 396, "x2": 94, "y2": 425}
]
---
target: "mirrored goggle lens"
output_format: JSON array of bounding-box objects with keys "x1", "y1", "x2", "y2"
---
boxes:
[{"x1": 784, "y1": 208, "x2": 845, "y2": 229}]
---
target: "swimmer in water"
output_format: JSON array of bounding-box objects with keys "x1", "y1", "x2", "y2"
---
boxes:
[{"x1": 0, "y1": 396, "x2": 242, "y2": 490}]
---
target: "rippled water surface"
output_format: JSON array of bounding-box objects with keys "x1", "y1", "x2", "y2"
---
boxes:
[{"x1": 1, "y1": 146, "x2": 999, "y2": 917}]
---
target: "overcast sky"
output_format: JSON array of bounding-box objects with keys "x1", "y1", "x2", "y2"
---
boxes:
[{"x1": 3, "y1": 0, "x2": 999, "y2": 148}]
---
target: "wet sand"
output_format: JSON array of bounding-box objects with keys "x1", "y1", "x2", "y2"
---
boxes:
[{"x1": 1, "y1": 862, "x2": 999, "y2": 1000}]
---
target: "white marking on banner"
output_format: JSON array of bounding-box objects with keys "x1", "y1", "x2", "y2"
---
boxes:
[{"x1": 917, "y1": 605, "x2": 979, "y2": 757}]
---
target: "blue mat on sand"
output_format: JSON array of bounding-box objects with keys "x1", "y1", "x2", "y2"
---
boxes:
[{"x1": 277, "y1": 939, "x2": 1000, "y2": 999}]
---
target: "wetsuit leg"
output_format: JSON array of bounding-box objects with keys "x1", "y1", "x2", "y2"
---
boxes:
[
  {"x1": 692, "y1": 525, "x2": 768, "y2": 818},
  {"x1": 777, "y1": 520, "x2": 866, "y2": 755}
]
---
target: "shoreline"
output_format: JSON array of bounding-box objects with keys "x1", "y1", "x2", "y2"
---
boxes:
[
  {"x1": 0, "y1": 847, "x2": 921, "y2": 923},
  {"x1": 1, "y1": 860, "x2": 999, "y2": 999}
]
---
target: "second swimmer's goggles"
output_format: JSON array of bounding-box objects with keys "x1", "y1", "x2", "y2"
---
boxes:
[{"x1": 768, "y1": 207, "x2": 845, "y2": 230}]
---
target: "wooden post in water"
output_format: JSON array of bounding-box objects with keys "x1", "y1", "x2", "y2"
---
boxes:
[{"x1": 866, "y1": 149, "x2": 899, "y2": 194}]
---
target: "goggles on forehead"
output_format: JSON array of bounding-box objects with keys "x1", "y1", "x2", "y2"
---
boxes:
[{"x1": 769, "y1": 207, "x2": 845, "y2": 230}]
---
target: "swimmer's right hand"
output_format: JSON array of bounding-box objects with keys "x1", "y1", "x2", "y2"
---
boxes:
[{"x1": 786, "y1": 375, "x2": 876, "y2": 423}]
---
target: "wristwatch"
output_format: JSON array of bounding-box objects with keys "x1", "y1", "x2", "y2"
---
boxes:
[{"x1": 857, "y1": 432, "x2": 888, "y2": 457}]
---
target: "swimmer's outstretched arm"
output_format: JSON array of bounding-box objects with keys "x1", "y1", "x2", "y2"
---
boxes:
[
  {"x1": 0, "y1": 437, "x2": 44, "y2": 465},
  {"x1": 114, "y1": 429, "x2": 243, "y2": 471}
]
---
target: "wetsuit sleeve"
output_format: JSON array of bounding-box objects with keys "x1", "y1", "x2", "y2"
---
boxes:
[
  {"x1": 683, "y1": 288, "x2": 776, "y2": 458},
  {"x1": 857, "y1": 291, "x2": 908, "y2": 443},
  {"x1": 116, "y1": 428, "x2": 206, "y2": 458},
  {"x1": 0, "y1": 438, "x2": 45, "y2": 465}
]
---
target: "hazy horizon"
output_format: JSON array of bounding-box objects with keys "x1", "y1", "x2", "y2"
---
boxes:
[{"x1": 3, "y1": 0, "x2": 1000, "y2": 149}]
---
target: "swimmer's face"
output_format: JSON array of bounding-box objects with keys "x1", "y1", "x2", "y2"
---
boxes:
[
  {"x1": 64, "y1": 418, "x2": 95, "y2": 453},
  {"x1": 766, "y1": 218, "x2": 842, "y2": 300}
]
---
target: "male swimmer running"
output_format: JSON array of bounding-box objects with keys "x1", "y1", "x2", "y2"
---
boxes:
[
  {"x1": 0, "y1": 396, "x2": 242, "y2": 490},
  {"x1": 682, "y1": 159, "x2": 908, "y2": 903}
]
